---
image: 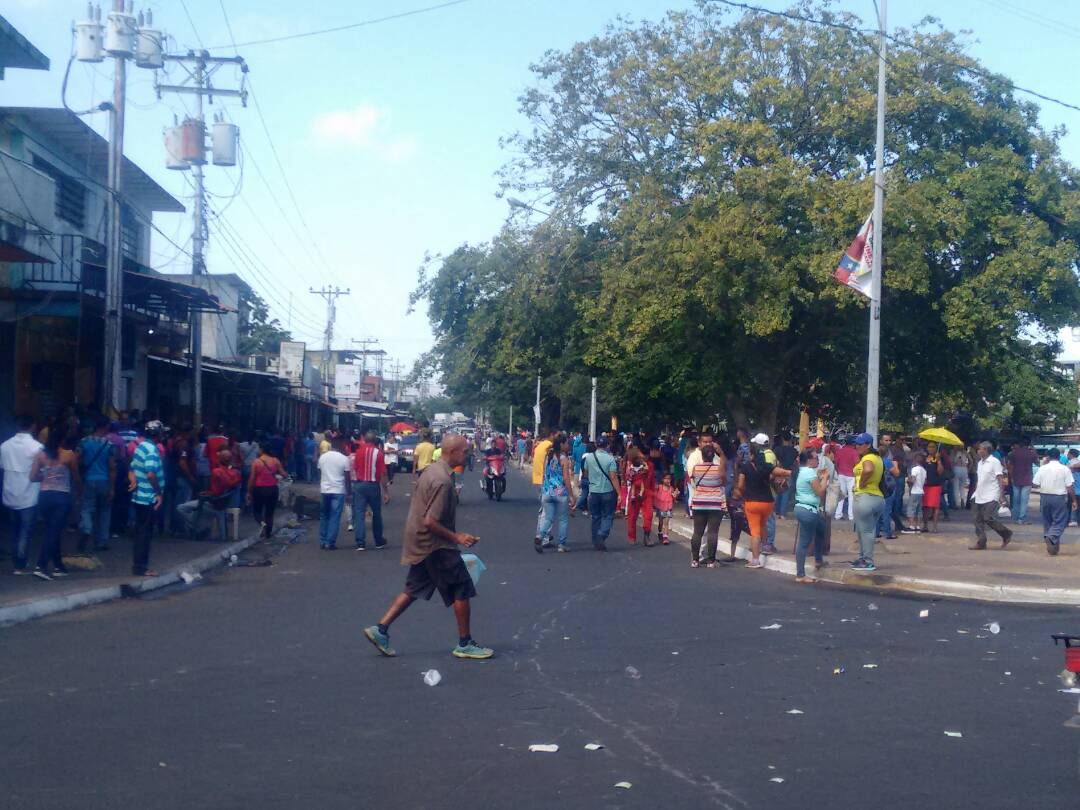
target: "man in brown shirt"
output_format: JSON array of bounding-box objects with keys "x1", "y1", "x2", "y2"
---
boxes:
[{"x1": 364, "y1": 434, "x2": 493, "y2": 660}]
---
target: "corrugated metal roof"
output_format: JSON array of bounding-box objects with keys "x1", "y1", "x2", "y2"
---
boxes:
[
  {"x1": 0, "y1": 15, "x2": 49, "y2": 74},
  {"x1": 1, "y1": 107, "x2": 184, "y2": 213}
]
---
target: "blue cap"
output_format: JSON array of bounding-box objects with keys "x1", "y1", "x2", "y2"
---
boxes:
[{"x1": 852, "y1": 432, "x2": 874, "y2": 445}]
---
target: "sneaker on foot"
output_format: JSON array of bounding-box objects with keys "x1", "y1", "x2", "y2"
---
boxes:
[
  {"x1": 12, "y1": 568, "x2": 28, "y2": 576},
  {"x1": 452, "y1": 641, "x2": 494, "y2": 660},
  {"x1": 52, "y1": 569, "x2": 70, "y2": 578},
  {"x1": 745, "y1": 559, "x2": 764, "y2": 569},
  {"x1": 1046, "y1": 538, "x2": 1060, "y2": 556},
  {"x1": 346, "y1": 524, "x2": 354, "y2": 532},
  {"x1": 556, "y1": 545, "x2": 568, "y2": 553},
  {"x1": 534, "y1": 537, "x2": 543, "y2": 554},
  {"x1": 690, "y1": 560, "x2": 700, "y2": 569},
  {"x1": 363, "y1": 626, "x2": 396, "y2": 657},
  {"x1": 850, "y1": 559, "x2": 877, "y2": 572},
  {"x1": 355, "y1": 545, "x2": 366, "y2": 551},
  {"x1": 1002, "y1": 531, "x2": 1013, "y2": 548},
  {"x1": 32, "y1": 567, "x2": 52, "y2": 581}
]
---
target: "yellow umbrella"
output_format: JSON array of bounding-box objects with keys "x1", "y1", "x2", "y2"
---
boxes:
[{"x1": 918, "y1": 427, "x2": 964, "y2": 446}]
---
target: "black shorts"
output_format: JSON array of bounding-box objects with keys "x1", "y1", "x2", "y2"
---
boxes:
[{"x1": 405, "y1": 549, "x2": 477, "y2": 606}]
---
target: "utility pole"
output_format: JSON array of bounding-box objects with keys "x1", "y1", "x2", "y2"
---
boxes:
[
  {"x1": 589, "y1": 376, "x2": 597, "y2": 441},
  {"x1": 509, "y1": 404, "x2": 513, "y2": 440},
  {"x1": 866, "y1": 0, "x2": 887, "y2": 439},
  {"x1": 311, "y1": 286, "x2": 350, "y2": 399},
  {"x1": 102, "y1": 0, "x2": 129, "y2": 416},
  {"x1": 350, "y1": 337, "x2": 380, "y2": 375},
  {"x1": 387, "y1": 358, "x2": 403, "y2": 405},
  {"x1": 157, "y1": 49, "x2": 247, "y2": 427}
]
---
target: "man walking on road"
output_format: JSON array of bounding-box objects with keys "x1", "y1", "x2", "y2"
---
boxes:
[
  {"x1": 363, "y1": 434, "x2": 493, "y2": 660},
  {"x1": 317, "y1": 437, "x2": 351, "y2": 550},
  {"x1": 1033, "y1": 449, "x2": 1074, "y2": 556},
  {"x1": 970, "y1": 441, "x2": 1012, "y2": 550},
  {"x1": 583, "y1": 437, "x2": 621, "y2": 551},
  {"x1": 531, "y1": 428, "x2": 558, "y2": 546},
  {"x1": 352, "y1": 431, "x2": 390, "y2": 551}
]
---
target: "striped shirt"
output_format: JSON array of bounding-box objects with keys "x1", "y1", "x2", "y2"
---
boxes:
[
  {"x1": 130, "y1": 440, "x2": 163, "y2": 506},
  {"x1": 689, "y1": 462, "x2": 726, "y2": 511},
  {"x1": 351, "y1": 441, "x2": 386, "y2": 483}
]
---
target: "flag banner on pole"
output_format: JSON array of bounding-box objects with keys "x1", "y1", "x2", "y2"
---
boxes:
[{"x1": 833, "y1": 214, "x2": 873, "y2": 298}]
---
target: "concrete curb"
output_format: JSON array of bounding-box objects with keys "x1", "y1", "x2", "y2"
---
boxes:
[
  {"x1": 0, "y1": 533, "x2": 263, "y2": 628},
  {"x1": 668, "y1": 523, "x2": 1080, "y2": 607}
]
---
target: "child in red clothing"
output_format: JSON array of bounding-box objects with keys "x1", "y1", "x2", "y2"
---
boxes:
[
  {"x1": 654, "y1": 472, "x2": 676, "y2": 544},
  {"x1": 624, "y1": 447, "x2": 655, "y2": 545}
]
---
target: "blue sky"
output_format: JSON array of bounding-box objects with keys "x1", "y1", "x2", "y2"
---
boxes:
[{"x1": 6, "y1": 0, "x2": 1080, "y2": 374}]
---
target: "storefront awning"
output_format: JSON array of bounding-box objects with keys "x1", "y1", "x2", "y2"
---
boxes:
[
  {"x1": 0, "y1": 240, "x2": 50, "y2": 263},
  {"x1": 124, "y1": 270, "x2": 228, "y2": 316}
]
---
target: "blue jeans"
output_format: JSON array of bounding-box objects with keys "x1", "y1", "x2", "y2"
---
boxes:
[
  {"x1": 1012, "y1": 485, "x2": 1031, "y2": 523},
  {"x1": 575, "y1": 477, "x2": 590, "y2": 511},
  {"x1": 353, "y1": 482, "x2": 385, "y2": 547},
  {"x1": 319, "y1": 494, "x2": 345, "y2": 547},
  {"x1": 79, "y1": 478, "x2": 112, "y2": 547},
  {"x1": 877, "y1": 481, "x2": 899, "y2": 536},
  {"x1": 37, "y1": 491, "x2": 72, "y2": 572},
  {"x1": 587, "y1": 490, "x2": 617, "y2": 547},
  {"x1": 853, "y1": 493, "x2": 885, "y2": 564},
  {"x1": 1041, "y1": 493, "x2": 1069, "y2": 547},
  {"x1": 794, "y1": 504, "x2": 825, "y2": 577},
  {"x1": 766, "y1": 510, "x2": 777, "y2": 546},
  {"x1": 774, "y1": 487, "x2": 791, "y2": 518},
  {"x1": 36, "y1": 488, "x2": 71, "y2": 570},
  {"x1": 537, "y1": 491, "x2": 570, "y2": 547},
  {"x1": 9, "y1": 505, "x2": 37, "y2": 570},
  {"x1": 171, "y1": 477, "x2": 193, "y2": 533}
]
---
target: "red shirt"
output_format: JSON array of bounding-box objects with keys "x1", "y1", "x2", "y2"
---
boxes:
[
  {"x1": 206, "y1": 435, "x2": 228, "y2": 469},
  {"x1": 351, "y1": 441, "x2": 386, "y2": 483},
  {"x1": 209, "y1": 466, "x2": 241, "y2": 499},
  {"x1": 835, "y1": 444, "x2": 861, "y2": 477}
]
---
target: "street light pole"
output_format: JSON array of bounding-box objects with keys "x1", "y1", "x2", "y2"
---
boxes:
[{"x1": 866, "y1": 0, "x2": 887, "y2": 439}]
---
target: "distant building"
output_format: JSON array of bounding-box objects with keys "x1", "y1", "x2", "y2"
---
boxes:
[
  {"x1": 166, "y1": 272, "x2": 252, "y2": 361},
  {"x1": 0, "y1": 15, "x2": 49, "y2": 80}
]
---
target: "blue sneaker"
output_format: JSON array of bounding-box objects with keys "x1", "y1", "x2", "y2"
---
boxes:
[
  {"x1": 452, "y1": 641, "x2": 494, "y2": 660},
  {"x1": 363, "y1": 626, "x2": 396, "y2": 657},
  {"x1": 850, "y1": 559, "x2": 877, "y2": 573}
]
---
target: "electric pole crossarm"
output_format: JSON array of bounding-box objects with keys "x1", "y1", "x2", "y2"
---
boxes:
[{"x1": 155, "y1": 84, "x2": 245, "y2": 98}]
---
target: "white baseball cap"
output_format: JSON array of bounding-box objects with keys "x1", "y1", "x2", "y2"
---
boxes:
[{"x1": 751, "y1": 432, "x2": 769, "y2": 445}]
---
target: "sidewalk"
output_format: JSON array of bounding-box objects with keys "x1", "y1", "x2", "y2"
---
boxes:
[
  {"x1": 0, "y1": 500, "x2": 282, "y2": 626},
  {"x1": 667, "y1": 503, "x2": 1080, "y2": 606}
]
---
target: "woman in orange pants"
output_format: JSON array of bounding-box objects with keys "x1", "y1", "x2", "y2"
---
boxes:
[{"x1": 733, "y1": 435, "x2": 792, "y2": 569}]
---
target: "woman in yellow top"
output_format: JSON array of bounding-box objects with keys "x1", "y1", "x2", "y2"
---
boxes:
[{"x1": 850, "y1": 431, "x2": 884, "y2": 573}]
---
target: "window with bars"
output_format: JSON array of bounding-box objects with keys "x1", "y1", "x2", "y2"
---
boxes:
[{"x1": 31, "y1": 154, "x2": 87, "y2": 230}]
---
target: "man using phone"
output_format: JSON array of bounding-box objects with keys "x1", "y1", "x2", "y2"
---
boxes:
[{"x1": 364, "y1": 433, "x2": 493, "y2": 660}]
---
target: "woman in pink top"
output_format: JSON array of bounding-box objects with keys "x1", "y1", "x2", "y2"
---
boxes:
[
  {"x1": 246, "y1": 442, "x2": 286, "y2": 538},
  {"x1": 653, "y1": 472, "x2": 676, "y2": 544}
]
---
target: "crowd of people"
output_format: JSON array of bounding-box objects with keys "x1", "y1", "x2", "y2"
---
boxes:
[
  {"x1": 506, "y1": 426, "x2": 1078, "y2": 578},
  {"x1": 0, "y1": 406, "x2": 407, "y2": 582}
]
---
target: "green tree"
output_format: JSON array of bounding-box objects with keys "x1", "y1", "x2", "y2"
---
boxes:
[
  {"x1": 416, "y1": 2, "x2": 1080, "y2": 433},
  {"x1": 237, "y1": 289, "x2": 292, "y2": 356}
]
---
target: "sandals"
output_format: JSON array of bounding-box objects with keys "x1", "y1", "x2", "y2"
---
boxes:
[
  {"x1": 794, "y1": 575, "x2": 817, "y2": 584},
  {"x1": 745, "y1": 560, "x2": 764, "y2": 569}
]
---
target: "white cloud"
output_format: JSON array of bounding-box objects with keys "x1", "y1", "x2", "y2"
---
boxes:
[{"x1": 310, "y1": 104, "x2": 417, "y2": 162}]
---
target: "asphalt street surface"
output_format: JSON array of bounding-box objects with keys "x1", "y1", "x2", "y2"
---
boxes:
[{"x1": 3, "y1": 467, "x2": 1080, "y2": 809}]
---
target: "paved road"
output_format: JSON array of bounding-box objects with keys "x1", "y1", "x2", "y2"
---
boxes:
[{"x1": 2, "y1": 468, "x2": 1079, "y2": 809}]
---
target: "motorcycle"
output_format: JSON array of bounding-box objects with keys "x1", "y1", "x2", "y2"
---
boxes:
[{"x1": 482, "y1": 451, "x2": 507, "y2": 501}]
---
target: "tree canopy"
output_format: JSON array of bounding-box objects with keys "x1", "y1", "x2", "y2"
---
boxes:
[{"x1": 413, "y1": 2, "x2": 1080, "y2": 435}]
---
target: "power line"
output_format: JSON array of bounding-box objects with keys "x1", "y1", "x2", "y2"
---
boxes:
[
  {"x1": 245, "y1": 79, "x2": 347, "y2": 287},
  {"x1": 177, "y1": 0, "x2": 207, "y2": 50},
  {"x1": 208, "y1": 0, "x2": 471, "y2": 49},
  {"x1": 708, "y1": 0, "x2": 1080, "y2": 114}
]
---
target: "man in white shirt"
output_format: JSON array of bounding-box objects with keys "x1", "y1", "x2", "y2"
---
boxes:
[
  {"x1": 904, "y1": 453, "x2": 927, "y2": 533},
  {"x1": 1, "y1": 415, "x2": 43, "y2": 573},
  {"x1": 970, "y1": 441, "x2": 1012, "y2": 550},
  {"x1": 317, "y1": 436, "x2": 352, "y2": 550},
  {"x1": 1033, "y1": 449, "x2": 1075, "y2": 556}
]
